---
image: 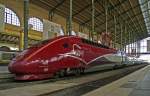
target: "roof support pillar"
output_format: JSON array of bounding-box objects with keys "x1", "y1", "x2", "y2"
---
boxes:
[
  {"x1": 124, "y1": 24, "x2": 127, "y2": 53},
  {"x1": 48, "y1": 11, "x2": 54, "y2": 21},
  {"x1": 68, "y1": 0, "x2": 73, "y2": 35},
  {"x1": 120, "y1": 23, "x2": 124, "y2": 63},
  {"x1": 91, "y1": 0, "x2": 95, "y2": 40},
  {"x1": 24, "y1": 0, "x2": 29, "y2": 50},
  {"x1": 114, "y1": 15, "x2": 117, "y2": 48},
  {"x1": 131, "y1": 32, "x2": 133, "y2": 55},
  {"x1": 88, "y1": 29, "x2": 91, "y2": 39},
  {"x1": 134, "y1": 38, "x2": 137, "y2": 56},
  {"x1": 105, "y1": 0, "x2": 108, "y2": 33},
  {"x1": 137, "y1": 40, "x2": 140, "y2": 56},
  {"x1": 120, "y1": 24, "x2": 123, "y2": 50},
  {"x1": 128, "y1": 30, "x2": 131, "y2": 54}
]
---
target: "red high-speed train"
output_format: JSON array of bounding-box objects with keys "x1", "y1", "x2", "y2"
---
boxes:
[{"x1": 8, "y1": 36, "x2": 122, "y2": 80}]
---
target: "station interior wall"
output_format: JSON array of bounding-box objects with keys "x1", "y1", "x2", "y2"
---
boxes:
[{"x1": 0, "y1": 0, "x2": 90, "y2": 50}]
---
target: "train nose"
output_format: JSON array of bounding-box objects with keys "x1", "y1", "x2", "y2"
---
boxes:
[
  {"x1": 8, "y1": 61, "x2": 26, "y2": 73},
  {"x1": 8, "y1": 60, "x2": 37, "y2": 74},
  {"x1": 8, "y1": 60, "x2": 53, "y2": 80}
]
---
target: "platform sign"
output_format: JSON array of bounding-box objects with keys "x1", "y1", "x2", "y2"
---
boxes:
[
  {"x1": 147, "y1": 40, "x2": 150, "y2": 51},
  {"x1": 43, "y1": 19, "x2": 64, "y2": 40},
  {"x1": 0, "y1": 4, "x2": 5, "y2": 32}
]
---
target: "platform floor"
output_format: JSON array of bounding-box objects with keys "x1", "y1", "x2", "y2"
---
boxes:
[
  {"x1": 0, "y1": 65, "x2": 149, "y2": 96},
  {"x1": 84, "y1": 64, "x2": 150, "y2": 96},
  {"x1": 0, "y1": 66, "x2": 9, "y2": 73}
]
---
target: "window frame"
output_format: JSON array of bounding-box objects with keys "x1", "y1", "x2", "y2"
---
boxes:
[
  {"x1": 28, "y1": 17, "x2": 43, "y2": 32},
  {"x1": 4, "y1": 8, "x2": 20, "y2": 26}
]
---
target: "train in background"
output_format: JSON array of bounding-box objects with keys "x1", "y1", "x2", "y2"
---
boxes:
[
  {"x1": 125, "y1": 57, "x2": 149, "y2": 65},
  {"x1": 8, "y1": 35, "x2": 145, "y2": 80},
  {"x1": 0, "y1": 46, "x2": 19, "y2": 65},
  {"x1": 0, "y1": 51, "x2": 18, "y2": 64}
]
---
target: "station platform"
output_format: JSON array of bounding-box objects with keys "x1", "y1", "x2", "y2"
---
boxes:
[
  {"x1": 0, "y1": 66, "x2": 9, "y2": 73},
  {"x1": 84, "y1": 64, "x2": 150, "y2": 96},
  {"x1": 0, "y1": 64, "x2": 149, "y2": 96}
]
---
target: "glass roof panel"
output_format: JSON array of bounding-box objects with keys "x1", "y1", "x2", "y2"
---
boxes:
[{"x1": 139, "y1": 0, "x2": 150, "y2": 34}]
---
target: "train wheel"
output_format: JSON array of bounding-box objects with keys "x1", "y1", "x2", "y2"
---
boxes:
[
  {"x1": 66, "y1": 68, "x2": 71, "y2": 75},
  {"x1": 54, "y1": 71, "x2": 59, "y2": 78},
  {"x1": 59, "y1": 69, "x2": 66, "y2": 77},
  {"x1": 75, "y1": 68, "x2": 81, "y2": 76},
  {"x1": 113, "y1": 65, "x2": 118, "y2": 69},
  {"x1": 122, "y1": 64, "x2": 127, "y2": 67},
  {"x1": 80, "y1": 68, "x2": 85, "y2": 74}
]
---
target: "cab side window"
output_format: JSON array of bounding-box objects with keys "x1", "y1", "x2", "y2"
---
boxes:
[{"x1": 63, "y1": 43, "x2": 69, "y2": 48}]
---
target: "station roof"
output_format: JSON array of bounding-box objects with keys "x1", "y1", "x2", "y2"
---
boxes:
[{"x1": 30, "y1": 0, "x2": 149, "y2": 45}]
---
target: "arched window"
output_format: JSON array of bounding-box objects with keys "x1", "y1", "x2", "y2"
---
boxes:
[
  {"x1": 28, "y1": 17, "x2": 43, "y2": 32},
  {"x1": 4, "y1": 8, "x2": 20, "y2": 26}
]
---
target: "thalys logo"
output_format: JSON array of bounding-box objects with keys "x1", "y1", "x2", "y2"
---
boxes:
[
  {"x1": 50, "y1": 49, "x2": 84, "y2": 62},
  {"x1": 50, "y1": 44, "x2": 84, "y2": 62}
]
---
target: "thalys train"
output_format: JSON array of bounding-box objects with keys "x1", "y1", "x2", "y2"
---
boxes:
[{"x1": 8, "y1": 36, "x2": 129, "y2": 80}]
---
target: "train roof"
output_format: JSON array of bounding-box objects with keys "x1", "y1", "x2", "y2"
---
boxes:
[
  {"x1": 31, "y1": 35, "x2": 112, "y2": 50},
  {"x1": 55, "y1": 35, "x2": 110, "y2": 49}
]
